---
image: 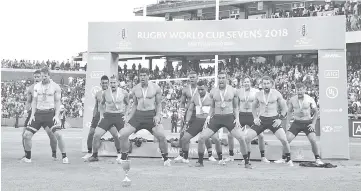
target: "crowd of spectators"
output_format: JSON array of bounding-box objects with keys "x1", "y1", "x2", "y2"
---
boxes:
[
  {"x1": 1, "y1": 59, "x2": 83, "y2": 71},
  {"x1": 1, "y1": 54, "x2": 360, "y2": 120}
]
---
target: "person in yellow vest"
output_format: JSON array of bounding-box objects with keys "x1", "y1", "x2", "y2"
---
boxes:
[{"x1": 23, "y1": 67, "x2": 69, "y2": 164}]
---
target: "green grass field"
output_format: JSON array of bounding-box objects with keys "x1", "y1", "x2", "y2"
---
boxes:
[{"x1": 2, "y1": 127, "x2": 361, "y2": 191}]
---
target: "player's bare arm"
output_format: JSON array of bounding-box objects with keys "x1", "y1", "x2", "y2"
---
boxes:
[
  {"x1": 54, "y1": 84, "x2": 62, "y2": 122},
  {"x1": 232, "y1": 89, "x2": 240, "y2": 124},
  {"x1": 180, "y1": 87, "x2": 187, "y2": 109},
  {"x1": 310, "y1": 97, "x2": 319, "y2": 129},
  {"x1": 99, "y1": 91, "x2": 106, "y2": 118},
  {"x1": 154, "y1": 84, "x2": 162, "y2": 123},
  {"x1": 25, "y1": 87, "x2": 32, "y2": 111},
  {"x1": 276, "y1": 91, "x2": 288, "y2": 117},
  {"x1": 127, "y1": 88, "x2": 138, "y2": 120},
  {"x1": 286, "y1": 98, "x2": 294, "y2": 128},
  {"x1": 185, "y1": 101, "x2": 195, "y2": 124},
  {"x1": 29, "y1": 85, "x2": 38, "y2": 122},
  {"x1": 252, "y1": 92, "x2": 260, "y2": 119},
  {"x1": 207, "y1": 89, "x2": 215, "y2": 118},
  {"x1": 93, "y1": 93, "x2": 99, "y2": 117}
]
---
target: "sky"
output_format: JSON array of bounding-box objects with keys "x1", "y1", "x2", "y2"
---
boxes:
[{"x1": 0, "y1": 0, "x2": 162, "y2": 62}]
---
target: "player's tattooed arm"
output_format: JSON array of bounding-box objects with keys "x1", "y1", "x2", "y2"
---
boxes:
[
  {"x1": 310, "y1": 97, "x2": 319, "y2": 126},
  {"x1": 286, "y1": 98, "x2": 294, "y2": 128},
  {"x1": 185, "y1": 100, "x2": 195, "y2": 124},
  {"x1": 232, "y1": 88, "x2": 240, "y2": 121},
  {"x1": 277, "y1": 91, "x2": 288, "y2": 118},
  {"x1": 207, "y1": 89, "x2": 215, "y2": 118},
  {"x1": 54, "y1": 84, "x2": 62, "y2": 117},
  {"x1": 252, "y1": 92, "x2": 260, "y2": 119},
  {"x1": 127, "y1": 88, "x2": 138, "y2": 120},
  {"x1": 155, "y1": 84, "x2": 162, "y2": 118}
]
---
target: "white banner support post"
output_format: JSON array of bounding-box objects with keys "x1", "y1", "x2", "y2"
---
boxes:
[{"x1": 215, "y1": 0, "x2": 223, "y2": 139}]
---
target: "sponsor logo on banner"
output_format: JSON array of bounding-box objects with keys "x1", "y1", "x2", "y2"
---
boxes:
[
  {"x1": 118, "y1": 28, "x2": 132, "y2": 50},
  {"x1": 324, "y1": 70, "x2": 339, "y2": 79},
  {"x1": 294, "y1": 24, "x2": 312, "y2": 47},
  {"x1": 91, "y1": 86, "x2": 101, "y2": 97},
  {"x1": 322, "y1": 125, "x2": 343, "y2": 133},
  {"x1": 326, "y1": 86, "x2": 338, "y2": 99},
  {"x1": 322, "y1": 54, "x2": 342, "y2": 58},
  {"x1": 321, "y1": 108, "x2": 343, "y2": 113},
  {"x1": 91, "y1": 71, "x2": 105, "y2": 79},
  {"x1": 353, "y1": 122, "x2": 361, "y2": 137}
]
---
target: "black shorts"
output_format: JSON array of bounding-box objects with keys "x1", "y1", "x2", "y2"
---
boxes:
[
  {"x1": 239, "y1": 112, "x2": 254, "y2": 127},
  {"x1": 289, "y1": 119, "x2": 314, "y2": 136},
  {"x1": 90, "y1": 113, "x2": 100, "y2": 129},
  {"x1": 98, "y1": 113, "x2": 125, "y2": 131},
  {"x1": 183, "y1": 109, "x2": 196, "y2": 124},
  {"x1": 208, "y1": 114, "x2": 235, "y2": 133},
  {"x1": 27, "y1": 109, "x2": 55, "y2": 134},
  {"x1": 24, "y1": 110, "x2": 32, "y2": 127},
  {"x1": 129, "y1": 110, "x2": 156, "y2": 133},
  {"x1": 251, "y1": 116, "x2": 282, "y2": 135},
  {"x1": 186, "y1": 117, "x2": 206, "y2": 137}
]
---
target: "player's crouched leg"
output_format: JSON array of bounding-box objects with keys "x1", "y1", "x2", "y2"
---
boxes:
[
  {"x1": 152, "y1": 124, "x2": 171, "y2": 166},
  {"x1": 51, "y1": 126, "x2": 69, "y2": 164}
]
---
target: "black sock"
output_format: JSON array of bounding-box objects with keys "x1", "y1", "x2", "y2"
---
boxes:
[
  {"x1": 88, "y1": 148, "x2": 92, "y2": 153},
  {"x1": 208, "y1": 150, "x2": 212, "y2": 157},
  {"x1": 243, "y1": 154, "x2": 249, "y2": 164},
  {"x1": 92, "y1": 152, "x2": 98, "y2": 158},
  {"x1": 121, "y1": 152, "x2": 128, "y2": 160},
  {"x1": 162, "y1": 153, "x2": 169, "y2": 161},
  {"x1": 198, "y1": 152, "x2": 204, "y2": 164},
  {"x1": 285, "y1": 153, "x2": 291, "y2": 162},
  {"x1": 62, "y1": 153, "x2": 67, "y2": 159},
  {"x1": 229, "y1": 150, "x2": 234, "y2": 156},
  {"x1": 52, "y1": 151, "x2": 56, "y2": 158},
  {"x1": 25, "y1": 151, "x2": 31, "y2": 159},
  {"x1": 315, "y1": 155, "x2": 320, "y2": 160},
  {"x1": 179, "y1": 150, "x2": 183, "y2": 157},
  {"x1": 260, "y1": 150, "x2": 265, "y2": 158},
  {"x1": 217, "y1": 152, "x2": 223, "y2": 161},
  {"x1": 282, "y1": 154, "x2": 286, "y2": 159},
  {"x1": 117, "y1": 149, "x2": 121, "y2": 154},
  {"x1": 247, "y1": 151, "x2": 251, "y2": 159},
  {"x1": 183, "y1": 150, "x2": 189, "y2": 160}
]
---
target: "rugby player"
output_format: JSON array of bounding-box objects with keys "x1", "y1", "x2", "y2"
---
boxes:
[
  {"x1": 180, "y1": 81, "x2": 223, "y2": 164},
  {"x1": 225, "y1": 76, "x2": 270, "y2": 163},
  {"x1": 196, "y1": 71, "x2": 251, "y2": 168},
  {"x1": 24, "y1": 67, "x2": 69, "y2": 164},
  {"x1": 174, "y1": 71, "x2": 219, "y2": 162},
  {"x1": 274, "y1": 83, "x2": 324, "y2": 165},
  {"x1": 119, "y1": 68, "x2": 171, "y2": 166},
  {"x1": 82, "y1": 75, "x2": 109, "y2": 159},
  {"x1": 22, "y1": 70, "x2": 58, "y2": 160},
  {"x1": 245, "y1": 76, "x2": 293, "y2": 166},
  {"x1": 87, "y1": 75, "x2": 127, "y2": 162}
]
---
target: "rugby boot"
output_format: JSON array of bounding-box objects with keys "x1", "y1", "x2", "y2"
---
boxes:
[
  {"x1": 224, "y1": 156, "x2": 234, "y2": 162},
  {"x1": 274, "y1": 158, "x2": 286, "y2": 164},
  {"x1": 174, "y1": 155, "x2": 184, "y2": 163},
  {"x1": 164, "y1": 159, "x2": 171, "y2": 167},
  {"x1": 287, "y1": 160, "x2": 294, "y2": 167},
  {"x1": 218, "y1": 159, "x2": 226, "y2": 166},
  {"x1": 82, "y1": 153, "x2": 92, "y2": 159},
  {"x1": 245, "y1": 163, "x2": 253, "y2": 169},
  {"x1": 194, "y1": 162, "x2": 204, "y2": 167},
  {"x1": 208, "y1": 156, "x2": 217, "y2": 162},
  {"x1": 116, "y1": 154, "x2": 122, "y2": 163},
  {"x1": 21, "y1": 157, "x2": 31, "y2": 163},
  {"x1": 261, "y1": 157, "x2": 270, "y2": 163},
  {"x1": 62, "y1": 157, "x2": 70, "y2": 164},
  {"x1": 182, "y1": 158, "x2": 190, "y2": 164},
  {"x1": 315, "y1": 159, "x2": 324, "y2": 165},
  {"x1": 87, "y1": 156, "x2": 99, "y2": 162},
  {"x1": 52, "y1": 153, "x2": 58, "y2": 161}
]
